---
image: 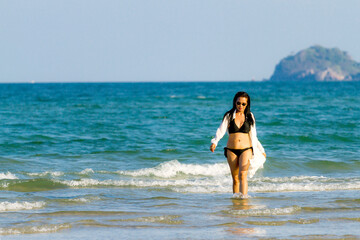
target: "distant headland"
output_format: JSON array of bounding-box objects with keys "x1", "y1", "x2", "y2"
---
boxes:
[{"x1": 269, "y1": 45, "x2": 360, "y2": 81}]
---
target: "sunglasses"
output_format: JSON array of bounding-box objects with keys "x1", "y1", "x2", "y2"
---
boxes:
[{"x1": 236, "y1": 102, "x2": 247, "y2": 106}]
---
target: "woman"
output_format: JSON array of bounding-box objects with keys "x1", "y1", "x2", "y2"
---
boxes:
[{"x1": 210, "y1": 92, "x2": 266, "y2": 198}]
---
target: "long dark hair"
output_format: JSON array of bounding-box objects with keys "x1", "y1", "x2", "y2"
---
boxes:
[{"x1": 223, "y1": 91, "x2": 254, "y2": 126}]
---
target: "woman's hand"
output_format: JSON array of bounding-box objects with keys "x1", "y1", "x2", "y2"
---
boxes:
[{"x1": 210, "y1": 144, "x2": 216, "y2": 152}]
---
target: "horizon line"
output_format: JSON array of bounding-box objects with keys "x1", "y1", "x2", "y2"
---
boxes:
[{"x1": 0, "y1": 80, "x2": 267, "y2": 84}]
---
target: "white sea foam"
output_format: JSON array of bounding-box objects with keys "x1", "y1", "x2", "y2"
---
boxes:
[
  {"x1": 0, "y1": 182, "x2": 10, "y2": 188},
  {"x1": 118, "y1": 160, "x2": 229, "y2": 178},
  {"x1": 0, "y1": 223, "x2": 71, "y2": 235},
  {"x1": 26, "y1": 169, "x2": 94, "y2": 177},
  {"x1": 251, "y1": 175, "x2": 328, "y2": 183},
  {"x1": 181, "y1": 175, "x2": 360, "y2": 193},
  {"x1": 69, "y1": 196, "x2": 101, "y2": 203},
  {"x1": 64, "y1": 197, "x2": 98, "y2": 203},
  {"x1": 44, "y1": 161, "x2": 360, "y2": 193},
  {"x1": 250, "y1": 175, "x2": 360, "y2": 192},
  {"x1": 27, "y1": 171, "x2": 64, "y2": 177},
  {"x1": 0, "y1": 172, "x2": 18, "y2": 180},
  {"x1": 225, "y1": 206, "x2": 301, "y2": 216},
  {"x1": 57, "y1": 174, "x2": 360, "y2": 194},
  {"x1": 59, "y1": 176, "x2": 230, "y2": 194},
  {"x1": 79, "y1": 168, "x2": 95, "y2": 174},
  {"x1": 0, "y1": 201, "x2": 46, "y2": 211},
  {"x1": 119, "y1": 215, "x2": 183, "y2": 224},
  {"x1": 61, "y1": 178, "x2": 100, "y2": 187}
]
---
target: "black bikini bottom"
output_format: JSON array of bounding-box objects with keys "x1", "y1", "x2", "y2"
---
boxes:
[{"x1": 224, "y1": 147, "x2": 253, "y2": 158}]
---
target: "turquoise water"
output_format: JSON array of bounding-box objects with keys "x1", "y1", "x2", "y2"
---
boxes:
[{"x1": 0, "y1": 82, "x2": 359, "y2": 239}]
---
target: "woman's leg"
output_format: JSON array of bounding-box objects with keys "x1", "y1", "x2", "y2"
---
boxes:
[
  {"x1": 226, "y1": 150, "x2": 240, "y2": 193},
  {"x1": 239, "y1": 149, "x2": 252, "y2": 195}
]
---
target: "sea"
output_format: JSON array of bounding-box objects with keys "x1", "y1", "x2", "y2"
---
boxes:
[{"x1": 0, "y1": 82, "x2": 359, "y2": 239}]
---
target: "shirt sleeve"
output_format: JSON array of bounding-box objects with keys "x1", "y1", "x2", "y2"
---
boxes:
[
  {"x1": 211, "y1": 114, "x2": 229, "y2": 146},
  {"x1": 256, "y1": 139, "x2": 265, "y2": 153},
  {"x1": 250, "y1": 113, "x2": 265, "y2": 154}
]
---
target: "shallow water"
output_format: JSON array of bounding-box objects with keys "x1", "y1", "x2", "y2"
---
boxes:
[{"x1": 1, "y1": 82, "x2": 359, "y2": 239}]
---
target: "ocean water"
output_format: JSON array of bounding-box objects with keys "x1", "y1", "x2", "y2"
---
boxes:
[{"x1": 0, "y1": 82, "x2": 359, "y2": 239}]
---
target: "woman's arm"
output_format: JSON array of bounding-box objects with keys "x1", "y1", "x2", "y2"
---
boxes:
[{"x1": 210, "y1": 114, "x2": 229, "y2": 151}]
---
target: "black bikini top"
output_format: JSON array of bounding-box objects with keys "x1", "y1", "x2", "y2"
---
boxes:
[{"x1": 228, "y1": 116, "x2": 250, "y2": 134}]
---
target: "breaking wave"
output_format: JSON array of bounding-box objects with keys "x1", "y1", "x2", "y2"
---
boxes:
[
  {"x1": 2, "y1": 161, "x2": 360, "y2": 193},
  {"x1": 0, "y1": 172, "x2": 18, "y2": 180},
  {"x1": 0, "y1": 223, "x2": 71, "y2": 235},
  {"x1": 117, "y1": 160, "x2": 229, "y2": 178},
  {"x1": 0, "y1": 201, "x2": 46, "y2": 211}
]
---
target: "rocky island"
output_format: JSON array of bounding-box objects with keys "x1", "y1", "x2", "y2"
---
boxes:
[{"x1": 269, "y1": 45, "x2": 360, "y2": 81}]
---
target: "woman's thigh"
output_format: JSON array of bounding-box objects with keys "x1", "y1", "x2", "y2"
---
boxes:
[
  {"x1": 226, "y1": 150, "x2": 239, "y2": 176},
  {"x1": 239, "y1": 149, "x2": 252, "y2": 171}
]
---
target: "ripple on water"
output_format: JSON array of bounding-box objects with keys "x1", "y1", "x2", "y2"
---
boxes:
[
  {"x1": 223, "y1": 205, "x2": 302, "y2": 216},
  {"x1": 0, "y1": 223, "x2": 72, "y2": 235},
  {"x1": 108, "y1": 215, "x2": 183, "y2": 225},
  {"x1": 245, "y1": 218, "x2": 319, "y2": 226}
]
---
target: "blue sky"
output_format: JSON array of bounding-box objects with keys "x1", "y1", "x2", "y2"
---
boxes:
[{"x1": 1, "y1": 0, "x2": 359, "y2": 82}]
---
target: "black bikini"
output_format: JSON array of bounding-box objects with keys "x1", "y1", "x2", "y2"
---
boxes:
[
  {"x1": 228, "y1": 117, "x2": 250, "y2": 134},
  {"x1": 224, "y1": 147, "x2": 253, "y2": 158},
  {"x1": 224, "y1": 116, "x2": 252, "y2": 158}
]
